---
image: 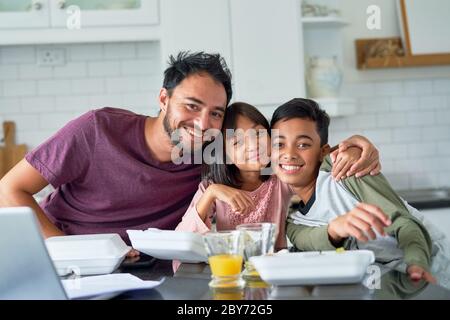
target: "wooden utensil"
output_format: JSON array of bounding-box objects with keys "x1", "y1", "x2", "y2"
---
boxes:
[{"x1": 0, "y1": 121, "x2": 27, "y2": 178}]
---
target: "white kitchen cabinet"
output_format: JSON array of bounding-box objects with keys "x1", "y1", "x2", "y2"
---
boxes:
[
  {"x1": 160, "y1": 0, "x2": 306, "y2": 116},
  {"x1": 50, "y1": 0, "x2": 159, "y2": 28},
  {"x1": 0, "y1": 0, "x2": 160, "y2": 45},
  {"x1": 228, "y1": 0, "x2": 305, "y2": 108},
  {"x1": 0, "y1": 0, "x2": 50, "y2": 29}
]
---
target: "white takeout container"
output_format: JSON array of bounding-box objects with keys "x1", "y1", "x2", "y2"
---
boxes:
[
  {"x1": 250, "y1": 250, "x2": 375, "y2": 286},
  {"x1": 45, "y1": 234, "x2": 131, "y2": 276},
  {"x1": 127, "y1": 228, "x2": 207, "y2": 263}
]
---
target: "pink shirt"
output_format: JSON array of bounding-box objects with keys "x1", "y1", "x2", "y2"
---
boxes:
[{"x1": 175, "y1": 175, "x2": 293, "y2": 249}]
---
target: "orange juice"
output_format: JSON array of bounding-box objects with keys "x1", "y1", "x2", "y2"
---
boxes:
[{"x1": 208, "y1": 254, "x2": 243, "y2": 276}]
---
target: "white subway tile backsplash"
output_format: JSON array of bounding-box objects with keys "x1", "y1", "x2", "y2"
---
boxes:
[
  {"x1": 38, "y1": 79, "x2": 72, "y2": 96},
  {"x1": 0, "y1": 97, "x2": 22, "y2": 114},
  {"x1": 55, "y1": 96, "x2": 91, "y2": 112},
  {"x1": 3, "y1": 80, "x2": 36, "y2": 97},
  {"x1": 0, "y1": 46, "x2": 35, "y2": 64},
  {"x1": 384, "y1": 173, "x2": 410, "y2": 190},
  {"x1": 137, "y1": 42, "x2": 159, "y2": 58},
  {"x1": 88, "y1": 61, "x2": 121, "y2": 77},
  {"x1": 7, "y1": 114, "x2": 40, "y2": 131},
  {"x1": 375, "y1": 81, "x2": 403, "y2": 97},
  {"x1": 106, "y1": 77, "x2": 140, "y2": 93},
  {"x1": 104, "y1": 43, "x2": 136, "y2": 59},
  {"x1": 346, "y1": 114, "x2": 377, "y2": 129},
  {"x1": 53, "y1": 62, "x2": 87, "y2": 78},
  {"x1": 341, "y1": 83, "x2": 374, "y2": 98},
  {"x1": 432, "y1": 79, "x2": 450, "y2": 94},
  {"x1": 392, "y1": 127, "x2": 419, "y2": 143},
  {"x1": 407, "y1": 142, "x2": 437, "y2": 158},
  {"x1": 89, "y1": 94, "x2": 124, "y2": 108},
  {"x1": 361, "y1": 129, "x2": 392, "y2": 144},
  {"x1": 121, "y1": 59, "x2": 159, "y2": 76},
  {"x1": 403, "y1": 80, "x2": 432, "y2": 96},
  {"x1": 419, "y1": 95, "x2": 447, "y2": 110},
  {"x1": 406, "y1": 111, "x2": 436, "y2": 126},
  {"x1": 68, "y1": 44, "x2": 103, "y2": 61},
  {"x1": 421, "y1": 126, "x2": 450, "y2": 142},
  {"x1": 437, "y1": 172, "x2": 450, "y2": 188},
  {"x1": 376, "y1": 113, "x2": 407, "y2": 128},
  {"x1": 436, "y1": 108, "x2": 450, "y2": 125},
  {"x1": 21, "y1": 96, "x2": 55, "y2": 113},
  {"x1": 357, "y1": 97, "x2": 390, "y2": 114},
  {"x1": 39, "y1": 113, "x2": 76, "y2": 130},
  {"x1": 0, "y1": 65, "x2": 18, "y2": 80},
  {"x1": 71, "y1": 78, "x2": 105, "y2": 94},
  {"x1": 437, "y1": 142, "x2": 450, "y2": 156},
  {"x1": 19, "y1": 64, "x2": 53, "y2": 80},
  {"x1": 379, "y1": 144, "x2": 408, "y2": 160},
  {"x1": 390, "y1": 96, "x2": 419, "y2": 112}
]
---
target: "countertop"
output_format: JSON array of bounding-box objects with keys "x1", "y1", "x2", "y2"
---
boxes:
[{"x1": 113, "y1": 259, "x2": 450, "y2": 300}]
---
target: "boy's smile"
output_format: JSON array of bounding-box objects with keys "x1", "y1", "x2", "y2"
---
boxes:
[{"x1": 271, "y1": 118, "x2": 329, "y2": 189}]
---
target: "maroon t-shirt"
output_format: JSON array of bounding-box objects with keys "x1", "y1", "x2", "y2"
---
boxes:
[{"x1": 26, "y1": 107, "x2": 201, "y2": 243}]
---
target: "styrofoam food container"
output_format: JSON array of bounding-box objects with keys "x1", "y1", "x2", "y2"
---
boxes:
[
  {"x1": 250, "y1": 250, "x2": 375, "y2": 286},
  {"x1": 45, "y1": 234, "x2": 131, "y2": 276},
  {"x1": 127, "y1": 228, "x2": 207, "y2": 263}
]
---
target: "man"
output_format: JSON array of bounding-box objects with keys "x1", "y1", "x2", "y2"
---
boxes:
[{"x1": 0, "y1": 52, "x2": 380, "y2": 247}]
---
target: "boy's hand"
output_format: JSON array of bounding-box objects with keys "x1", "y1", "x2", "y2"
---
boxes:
[
  {"x1": 331, "y1": 135, "x2": 381, "y2": 179},
  {"x1": 407, "y1": 265, "x2": 437, "y2": 284},
  {"x1": 209, "y1": 184, "x2": 255, "y2": 215},
  {"x1": 328, "y1": 203, "x2": 392, "y2": 243}
]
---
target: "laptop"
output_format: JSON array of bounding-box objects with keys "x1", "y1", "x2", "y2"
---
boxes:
[{"x1": 0, "y1": 207, "x2": 68, "y2": 300}]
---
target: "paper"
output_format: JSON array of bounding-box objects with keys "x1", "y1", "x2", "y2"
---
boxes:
[{"x1": 62, "y1": 273, "x2": 165, "y2": 299}]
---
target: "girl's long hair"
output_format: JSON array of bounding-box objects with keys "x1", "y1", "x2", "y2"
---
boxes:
[{"x1": 202, "y1": 102, "x2": 270, "y2": 188}]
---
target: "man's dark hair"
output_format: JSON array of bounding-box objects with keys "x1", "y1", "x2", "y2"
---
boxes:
[
  {"x1": 163, "y1": 51, "x2": 233, "y2": 105},
  {"x1": 270, "y1": 98, "x2": 330, "y2": 146},
  {"x1": 203, "y1": 102, "x2": 270, "y2": 188}
]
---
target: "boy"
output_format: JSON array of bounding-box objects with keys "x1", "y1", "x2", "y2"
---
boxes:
[{"x1": 270, "y1": 98, "x2": 439, "y2": 284}]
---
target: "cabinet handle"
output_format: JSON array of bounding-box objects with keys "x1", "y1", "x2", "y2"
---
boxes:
[
  {"x1": 58, "y1": 0, "x2": 66, "y2": 9},
  {"x1": 31, "y1": 0, "x2": 43, "y2": 10}
]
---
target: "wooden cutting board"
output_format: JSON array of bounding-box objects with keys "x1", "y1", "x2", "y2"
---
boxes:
[{"x1": 0, "y1": 122, "x2": 27, "y2": 178}]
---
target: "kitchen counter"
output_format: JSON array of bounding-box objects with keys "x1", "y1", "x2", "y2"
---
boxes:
[
  {"x1": 113, "y1": 259, "x2": 450, "y2": 300},
  {"x1": 397, "y1": 188, "x2": 450, "y2": 210}
]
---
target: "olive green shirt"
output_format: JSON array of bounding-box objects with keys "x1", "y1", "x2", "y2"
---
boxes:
[{"x1": 286, "y1": 156, "x2": 432, "y2": 271}]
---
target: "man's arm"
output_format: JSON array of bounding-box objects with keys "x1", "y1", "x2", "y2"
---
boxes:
[
  {"x1": 330, "y1": 135, "x2": 381, "y2": 180},
  {"x1": 0, "y1": 159, "x2": 64, "y2": 238}
]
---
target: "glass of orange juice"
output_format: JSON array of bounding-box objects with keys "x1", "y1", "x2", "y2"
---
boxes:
[{"x1": 203, "y1": 230, "x2": 244, "y2": 289}]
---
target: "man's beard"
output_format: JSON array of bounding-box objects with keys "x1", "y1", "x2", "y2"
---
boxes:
[{"x1": 163, "y1": 108, "x2": 180, "y2": 146}]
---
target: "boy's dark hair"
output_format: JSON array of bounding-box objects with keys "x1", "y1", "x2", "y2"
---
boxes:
[
  {"x1": 270, "y1": 98, "x2": 330, "y2": 146},
  {"x1": 203, "y1": 102, "x2": 270, "y2": 188},
  {"x1": 163, "y1": 51, "x2": 233, "y2": 105}
]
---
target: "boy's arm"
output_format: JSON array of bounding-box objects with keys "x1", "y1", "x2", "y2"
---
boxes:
[
  {"x1": 338, "y1": 159, "x2": 432, "y2": 271},
  {"x1": 286, "y1": 219, "x2": 352, "y2": 251}
]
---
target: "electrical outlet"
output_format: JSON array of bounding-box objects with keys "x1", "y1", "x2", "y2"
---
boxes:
[{"x1": 37, "y1": 48, "x2": 66, "y2": 67}]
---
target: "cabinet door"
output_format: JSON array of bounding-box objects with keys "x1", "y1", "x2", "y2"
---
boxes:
[
  {"x1": 49, "y1": 0, "x2": 159, "y2": 28},
  {"x1": 159, "y1": 0, "x2": 232, "y2": 70},
  {"x1": 229, "y1": 0, "x2": 305, "y2": 106},
  {"x1": 0, "y1": 0, "x2": 50, "y2": 29}
]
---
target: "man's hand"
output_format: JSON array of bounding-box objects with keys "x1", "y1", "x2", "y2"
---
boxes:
[
  {"x1": 328, "y1": 203, "x2": 392, "y2": 243},
  {"x1": 330, "y1": 135, "x2": 381, "y2": 179},
  {"x1": 407, "y1": 265, "x2": 436, "y2": 284}
]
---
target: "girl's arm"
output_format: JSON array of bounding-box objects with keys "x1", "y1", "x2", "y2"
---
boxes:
[{"x1": 175, "y1": 182, "x2": 214, "y2": 234}]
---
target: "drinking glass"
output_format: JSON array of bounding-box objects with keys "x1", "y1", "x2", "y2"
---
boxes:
[{"x1": 203, "y1": 230, "x2": 245, "y2": 289}]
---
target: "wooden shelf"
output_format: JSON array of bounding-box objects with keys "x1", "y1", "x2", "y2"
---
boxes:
[
  {"x1": 356, "y1": 37, "x2": 450, "y2": 70},
  {"x1": 302, "y1": 16, "x2": 348, "y2": 28}
]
